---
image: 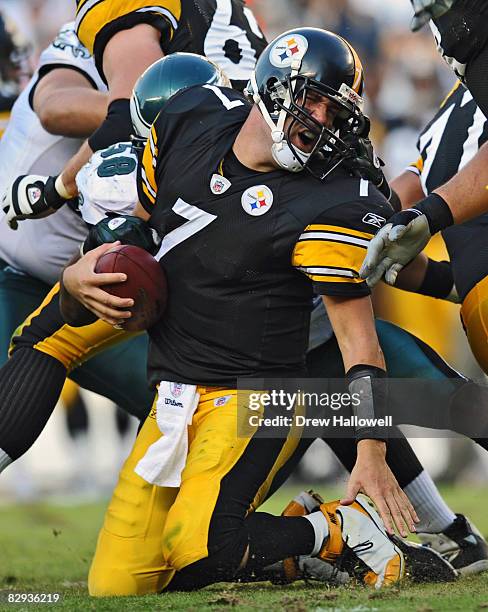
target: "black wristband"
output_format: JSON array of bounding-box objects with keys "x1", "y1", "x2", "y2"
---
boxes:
[
  {"x1": 44, "y1": 176, "x2": 67, "y2": 210},
  {"x1": 88, "y1": 99, "x2": 132, "y2": 152},
  {"x1": 418, "y1": 259, "x2": 454, "y2": 299},
  {"x1": 415, "y1": 192, "x2": 454, "y2": 234},
  {"x1": 346, "y1": 364, "x2": 388, "y2": 442}
]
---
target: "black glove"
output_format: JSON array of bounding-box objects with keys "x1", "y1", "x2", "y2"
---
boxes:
[
  {"x1": 2, "y1": 174, "x2": 69, "y2": 230},
  {"x1": 82, "y1": 213, "x2": 161, "y2": 255},
  {"x1": 341, "y1": 123, "x2": 392, "y2": 201}
]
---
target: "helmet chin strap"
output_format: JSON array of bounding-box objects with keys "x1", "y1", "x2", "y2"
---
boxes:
[{"x1": 250, "y1": 66, "x2": 311, "y2": 173}]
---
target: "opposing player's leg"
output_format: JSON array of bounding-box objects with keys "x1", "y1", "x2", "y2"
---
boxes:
[
  {"x1": 0, "y1": 258, "x2": 51, "y2": 363},
  {"x1": 69, "y1": 333, "x2": 152, "y2": 419},
  {"x1": 0, "y1": 282, "x2": 152, "y2": 470}
]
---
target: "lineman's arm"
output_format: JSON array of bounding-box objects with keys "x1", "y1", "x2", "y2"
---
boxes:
[
  {"x1": 383, "y1": 170, "x2": 458, "y2": 299},
  {"x1": 59, "y1": 24, "x2": 165, "y2": 197},
  {"x1": 3, "y1": 22, "x2": 166, "y2": 232},
  {"x1": 360, "y1": 143, "x2": 488, "y2": 286},
  {"x1": 33, "y1": 68, "x2": 108, "y2": 137},
  {"x1": 435, "y1": 141, "x2": 488, "y2": 224}
]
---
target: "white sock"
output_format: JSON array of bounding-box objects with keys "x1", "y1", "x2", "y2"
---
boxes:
[
  {"x1": 294, "y1": 491, "x2": 320, "y2": 513},
  {"x1": 304, "y1": 511, "x2": 329, "y2": 555},
  {"x1": 0, "y1": 448, "x2": 12, "y2": 472},
  {"x1": 404, "y1": 470, "x2": 456, "y2": 533}
]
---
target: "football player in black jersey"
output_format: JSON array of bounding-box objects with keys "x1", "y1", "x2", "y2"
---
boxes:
[
  {"x1": 374, "y1": 78, "x2": 488, "y2": 381},
  {"x1": 370, "y1": 80, "x2": 488, "y2": 574},
  {"x1": 360, "y1": 0, "x2": 488, "y2": 285},
  {"x1": 62, "y1": 28, "x2": 420, "y2": 595},
  {"x1": 1, "y1": 0, "x2": 267, "y2": 228}
]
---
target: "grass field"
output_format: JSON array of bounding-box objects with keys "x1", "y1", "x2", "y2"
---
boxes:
[{"x1": 1, "y1": 485, "x2": 488, "y2": 611}]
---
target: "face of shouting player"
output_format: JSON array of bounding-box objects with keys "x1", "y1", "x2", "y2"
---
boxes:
[{"x1": 286, "y1": 89, "x2": 340, "y2": 154}]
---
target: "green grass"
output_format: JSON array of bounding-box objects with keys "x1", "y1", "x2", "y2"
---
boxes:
[{"x1": 1, "y1": 486, "x2": 488, "y2": 611}]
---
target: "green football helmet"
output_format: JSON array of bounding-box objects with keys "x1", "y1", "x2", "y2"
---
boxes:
[{"x1": 130, "y1": 52, "x2": 230, "y2": 140}]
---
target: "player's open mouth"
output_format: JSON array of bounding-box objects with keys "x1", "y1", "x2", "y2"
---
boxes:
[{"x1": 297, "y1": 129, "x2": 318, "y2": 148}]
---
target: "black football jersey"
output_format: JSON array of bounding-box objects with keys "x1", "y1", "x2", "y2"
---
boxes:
[
  {"x1": 138, "y1": 85, "x2": 392, "y2": 387},
  {"x1": 408, "y1": 81, "x2": 488, "y2": 300},
  {"x1": 76, "y1": 0, "x2": 267, "y2": 91}
]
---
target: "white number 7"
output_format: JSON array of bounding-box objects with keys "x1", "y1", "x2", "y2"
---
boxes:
[{"x1": 154, "y1": 198, "x2": 217, "y2": 261}]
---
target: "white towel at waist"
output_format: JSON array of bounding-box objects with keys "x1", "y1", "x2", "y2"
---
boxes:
[{"x1": 135, "y1": 381, "x2": 199, "y2": 487}]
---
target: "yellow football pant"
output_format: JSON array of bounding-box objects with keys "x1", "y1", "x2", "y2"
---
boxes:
[
  {"x1": 11, "y1": 283, "x2": 137, "y2": 372},
  {"x1": 89, "y1": 387, "x2": 301, "y2": 596},
  {"x1": 461, "y1": 275, "x2": 488, "y2": 374}
]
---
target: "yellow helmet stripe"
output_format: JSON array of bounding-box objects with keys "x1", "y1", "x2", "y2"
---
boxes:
[{"x1": 341, "y1": 38, "x2": 363, "y2": 93}]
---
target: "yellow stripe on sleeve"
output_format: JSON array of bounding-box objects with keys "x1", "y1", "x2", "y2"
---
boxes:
[
  {"x1": 292, "y1": 224, "x2": 372, "y2": 285},
  {"x1": 408, "y1": 156, "x2": 423, "y2": 174}
]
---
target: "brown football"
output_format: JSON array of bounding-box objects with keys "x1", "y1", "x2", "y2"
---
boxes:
[{"x1": 95, "y1": 244, "x2": 167, "y2": 331}]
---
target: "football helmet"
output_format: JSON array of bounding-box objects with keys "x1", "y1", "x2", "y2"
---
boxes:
[
  {"x1": 246, "y1": 27, "x2": 367, "y2": 177},
  {"x1": 130, "y1": 52, "x2": 230, "y2": 141}
]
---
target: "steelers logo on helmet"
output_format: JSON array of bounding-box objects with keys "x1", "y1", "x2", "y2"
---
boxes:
[
  {"x1": 250, "y1": 28, "x2": 367, "y2": 179},
  {"x1": 241, "y1": 185, "x2": 274, "y2": 216},
  {"x1": 269, "y1": 34, "x2": 309, "y2": 68}
]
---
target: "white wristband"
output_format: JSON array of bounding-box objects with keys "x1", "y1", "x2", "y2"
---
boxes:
[{"x1": 55, "y1": 174, "x2": 72, "y2": 199}]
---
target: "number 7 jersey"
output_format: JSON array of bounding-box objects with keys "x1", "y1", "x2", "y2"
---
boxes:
[{"x1": 138, "y1": 85, "x2": 393, "y2": 387}]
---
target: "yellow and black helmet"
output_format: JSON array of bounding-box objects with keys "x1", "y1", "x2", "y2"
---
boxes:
[{"x1": 246, "y1": 27, "x2": 366, "y2": 178}]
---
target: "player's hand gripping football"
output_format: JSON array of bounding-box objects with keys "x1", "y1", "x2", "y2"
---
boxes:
[
  {"x1": 62, "y1": 241, "x2": 133, "y2": 326},
  {"x1": 341, "y1": 440, "x2": 419, "y2": 537},
  {"x1": 2, "y1": 174, "x2": 74, "y2": 229},
  {"x1": 359, "y1": 209, "x2": 432, "y2": 287}
]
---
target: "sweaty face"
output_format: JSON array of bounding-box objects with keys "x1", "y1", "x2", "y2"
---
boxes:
[{"x1": 285, "y1": 89, "x2": 341, "y2": 153}]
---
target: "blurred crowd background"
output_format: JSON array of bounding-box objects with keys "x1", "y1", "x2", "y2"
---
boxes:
[{"x1": 0, "y1": 0, "x2": 486, "y2": 503}]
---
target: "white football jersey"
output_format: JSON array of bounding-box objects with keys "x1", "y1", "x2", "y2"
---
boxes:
[
  {"x1": 77, "y1": 142, "x2": 139, "y2": 225},
  {"x1": 0, "y1": 22, "x2": 106, "y2": 285}
]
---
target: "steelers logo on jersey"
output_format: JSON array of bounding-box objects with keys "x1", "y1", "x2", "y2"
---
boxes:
[
  {"x1": 269, "y1": 34, "x2": 308, "y2": 68},
  {"x1": 241, "y1": 185, "x2": 273, "y2": 216}
]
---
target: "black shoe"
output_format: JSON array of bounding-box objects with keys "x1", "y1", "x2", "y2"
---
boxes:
[
  {"x1": 418, "y1": 514, "x2": 488, "y2": 575},
  {"x1": 390, "y1": 535, "x2": 457, "y2": 582}
]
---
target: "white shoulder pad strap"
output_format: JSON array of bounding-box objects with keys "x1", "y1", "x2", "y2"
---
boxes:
[
  {"x1": 77, "y1": 142, "x2": 139, "y2": 225},
  {"x1": 38, "y1": 22, "x2": 106, "y2": 92}
]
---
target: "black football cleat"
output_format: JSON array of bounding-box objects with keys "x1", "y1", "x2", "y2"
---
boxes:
[
  {"x1": 390, "y1": 535, "x2": 457, "y2": 582},
  {"x1": 418, "y1": 514, "x2": 488, "y2": 576}
]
